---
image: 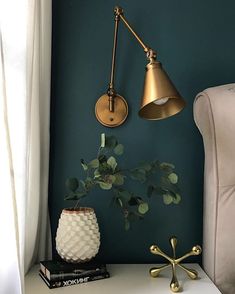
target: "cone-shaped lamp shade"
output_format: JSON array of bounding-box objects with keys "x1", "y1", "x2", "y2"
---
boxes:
[{"x1": 139, "y1": 61, "x2": 185, "y2": 120}]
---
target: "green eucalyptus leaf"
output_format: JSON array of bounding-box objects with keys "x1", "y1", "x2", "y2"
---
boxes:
[
  {"x1": 172, "y1": 193, "x2": 181, "y2": 204},
  {"x1": 100, "y1": 133, "x2": 105, "y2": 148},
  {"x1": 161, "y1": 177, "x2": 180, "y2": 194},
  {"x1": 80, "y1": 159, "x2": 88, "y2": 171},
  {"x1": 107, "y1": 156, "x2": 117, "y2": 171},
  {"x1": 138, "y1": 202, "x2": 149, "y2": 214},
  {"x1": 94, "y1": 169, "x2": 101, "y2": 178},
  {"x1": 118, "y1": 190, "x2": 131, "y2": 202},
  {"x1": 114, "y1": 144, "x2": 124, "y2": 155},
  {"x1": 153, "y1": 160, "x2": 160, "y2": 167},
  {"x1": 84, "y1": 178, "x2": 94, "y2": 190},
  {"x1": 99, "y1": 181, "x2": 112, "y2": 190},
  {"x1": 98, "y1": 154, "x2": 107, "y2": 163},
  {"x1": 114, "y1": 174, "x2": 125, "y2": 186},
  {"x1": 117, "y1": 197, "x2": 123, "y2": 207},
  {"x1": 163, "y1": 194, "x2": 173, "y2": 205},
  {"x1": 168, "y1": 173, "x2": 178, "y2": 184},
  {"x1": 79, "y1": 180, "x2": 86, "y2": 188},
  {"x1": 160, "y1": 162, "x2": 175, "y2": 169},
  {"x1": 118, "y1": 198, "x2": 123, "y2": 207},
  {"x1": 66, "y1": 178, "x2": 79, "y2": 192},
  {"x1": 160, "y1": 162, "x2": 175, "y2": 174},
  {"x1": 99, "y1": 162, "x2": 111, "y2": 174},
  {"x1": 89, "y1": 159, "x2": 99, "y2": 169},
  {"x1": 105, "y1": 175, "x2": 116, "y2": 184}
]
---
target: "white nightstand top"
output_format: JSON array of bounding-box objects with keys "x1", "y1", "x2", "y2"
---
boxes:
[{"x1": 25, "y1": 263, "x2": 221, "y2": 294}]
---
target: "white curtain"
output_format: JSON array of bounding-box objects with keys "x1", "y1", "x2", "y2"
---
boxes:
[{"x1": 0, "y1": 0, "x2": 52, "y2": 293}]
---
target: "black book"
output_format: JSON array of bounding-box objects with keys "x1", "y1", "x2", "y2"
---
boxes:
[
  {"x1": 40, "y1": 260, "x2": 107, "y2": 281},
  {"x1": 39, "y1": 270, "x2": 110, "y2": 289}
]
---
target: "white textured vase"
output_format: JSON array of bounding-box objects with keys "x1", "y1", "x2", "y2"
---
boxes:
[{"x1": 56, "y1": 208, "x2": 100, "y2": 263}]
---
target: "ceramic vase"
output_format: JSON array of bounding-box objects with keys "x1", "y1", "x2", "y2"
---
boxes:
[{"x1": 56, "y1": 207, "x2": 100, "y2": 263}]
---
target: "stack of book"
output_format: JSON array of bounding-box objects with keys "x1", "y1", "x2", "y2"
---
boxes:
[{"x1": 39, "y1": 260, "x2": 110, "y2": 289}]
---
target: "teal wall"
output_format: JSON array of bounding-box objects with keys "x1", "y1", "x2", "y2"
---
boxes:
[{"x1": 49, "y1": 0, "x2": 235, "y2": 263}]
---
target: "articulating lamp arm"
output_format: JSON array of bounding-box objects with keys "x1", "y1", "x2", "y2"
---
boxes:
[
  {"x1": 114, "y1": 6, "x2": 157, "y2": 61},
  {"x1": 108, "y1": 6, "x2": 156, "y2": 113}
]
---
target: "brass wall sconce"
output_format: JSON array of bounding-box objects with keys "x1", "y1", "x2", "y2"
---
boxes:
[
  {"x1": 95, "y1": 6, "x2": 185, "y2": 127},
  {"x1": 150, "y1": 236, "x2": 202, "y2": 292}
]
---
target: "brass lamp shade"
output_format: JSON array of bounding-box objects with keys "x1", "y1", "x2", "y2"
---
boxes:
[{"x1": 139, "y1": 61, "x2": 185, "y2": 120}]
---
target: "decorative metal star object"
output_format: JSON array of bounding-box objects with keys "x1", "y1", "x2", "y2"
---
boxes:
[{"x1": 149, "y1": 236, "x2": 202, "y2": 292}]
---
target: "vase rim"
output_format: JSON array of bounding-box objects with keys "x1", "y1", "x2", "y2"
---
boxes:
[{"x1": 62, "y1": 207, "x2": 94, "y2": 214}]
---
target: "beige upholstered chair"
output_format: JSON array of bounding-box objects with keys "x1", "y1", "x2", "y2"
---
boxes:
[{"x1": 194, "y1": 84, "x2": 235, "y2": 294}]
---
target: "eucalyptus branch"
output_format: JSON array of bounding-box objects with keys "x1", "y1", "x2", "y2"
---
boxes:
[{"x1": 65, "y1": 133, "x2": 181, "y2": 229}]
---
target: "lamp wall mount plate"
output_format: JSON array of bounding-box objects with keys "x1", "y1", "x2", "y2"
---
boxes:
[
  {"x1": 95, "y1": 94, "x2": 128, "y2": 128},
  {"x1": 95, "y1": 6, "x2": 185, "y2": 127}
]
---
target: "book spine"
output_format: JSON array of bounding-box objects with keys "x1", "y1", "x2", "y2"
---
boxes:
[
  {"x1": 40, "y1": 261, "x2": 106, "y2": 275},
  {"x1": 48, "y1": 269, "x2": 107, "y2": 282},
  {"x1": 39, "y1": 271, "x2": 110, "y2": 289}
]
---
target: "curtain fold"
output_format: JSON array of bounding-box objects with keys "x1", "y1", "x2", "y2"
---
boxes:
[
  {"x1": 0, "y1": 0, "x2": 52, "y2": 293},
  {"x1": 0, "y1": 29, "x2": 23, "y2": 294},
  {"x1": 25, "y1": 0, "x2": 52, "y2": 272}
]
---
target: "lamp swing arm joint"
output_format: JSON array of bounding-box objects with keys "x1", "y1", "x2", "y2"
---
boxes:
[{"x1": 114, "y1": 6, "x2": 157, "y2": 62}]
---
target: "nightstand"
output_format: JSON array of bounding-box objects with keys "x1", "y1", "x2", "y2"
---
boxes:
[{"x1": 25, "y1": 263, "x2": 221, "y2": 293}]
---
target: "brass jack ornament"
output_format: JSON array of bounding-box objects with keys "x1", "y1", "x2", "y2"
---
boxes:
[{"x1": 149, "y1": 237, "x2": 202, "y2": 292}]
